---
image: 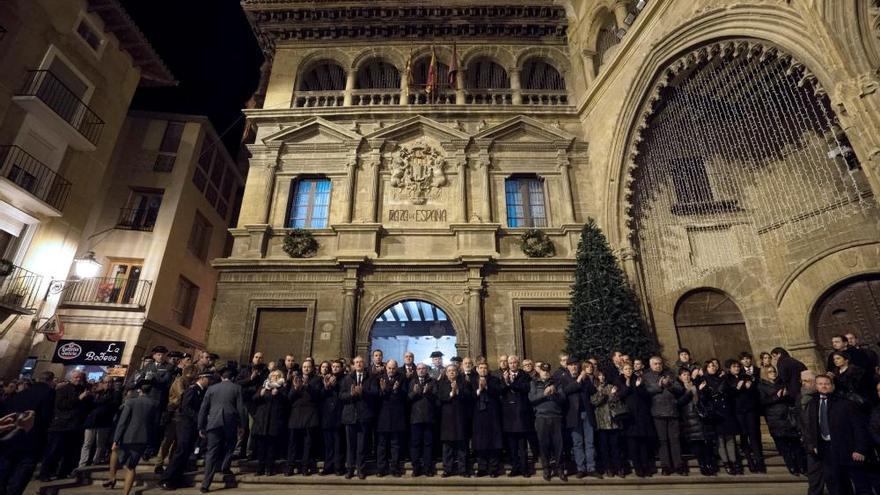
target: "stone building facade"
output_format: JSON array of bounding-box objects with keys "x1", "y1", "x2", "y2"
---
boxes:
[{"x1": 208, "y1": 0, "x2": 880, "y2": 370}]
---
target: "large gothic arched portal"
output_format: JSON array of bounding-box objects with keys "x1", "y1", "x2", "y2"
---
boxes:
[
  {"x1": 812, "y1": 274, "x2": 880, "y2": 356},
  {"x1": 369, "y1": 299, "x2": 457, "y2": 366}
]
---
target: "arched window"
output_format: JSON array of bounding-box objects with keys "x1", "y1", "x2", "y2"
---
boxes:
[
  {"x1": 355, "y1": 58, "x2": 400, "y2": 89},
  {"x1": 505, "y1": 175, "x2": 546, "y2": 227},
  {"x1": 594, "y1": 20, "x2": 619, "y2": 71},
  {"x1": 287, "y1": 177, "x2": 331, "y2": 228},
  {"x1": 465, "y1": 58, "x2": 510, "y2": 89},
  {"x1": 629, "y1": 41, "x2": 867, "y2": 297},
  {"x1": 298, "y1": 60, "x2": 346, "y2": 91},
  {"x1": 521, "y1": 58, "x2": 565, "y2": 90}
]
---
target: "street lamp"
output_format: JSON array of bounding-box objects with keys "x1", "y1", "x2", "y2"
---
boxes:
[{"x1": 73, "y1": 251, "x2": 102, "y2": 279}]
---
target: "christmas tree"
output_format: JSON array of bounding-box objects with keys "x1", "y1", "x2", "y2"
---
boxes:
[{"x1": 565, "y1": 218, "x2": 656, "y2": 366}]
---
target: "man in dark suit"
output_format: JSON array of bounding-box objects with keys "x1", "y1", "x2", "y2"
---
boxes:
[
  {"x1": 39, "y1": 370, "x2": 92, "y2": 481},
  {"x1": 772, "y1": 347, "x2": 808, "y2": 401},
  {"x1": 234, "y1": 352, "x2": 267, "y2": 460},
  {"x1": 803, "y1": 374, "x2": 874, "y2": 495},
  {"x1": 376, "y1": 360, "x2": 407, "y2": 477},
  {"x1": 500, "y1": 355, "x2": 533, "y2": 477},
  {"x1": 0, "y1": 371, "x2": 55, "y2": 495},
  {"x1": 340, "y1": 356, "x2": 377, "y2": 479},
  {"x1": 198, "y1": 367, "x2": 247, "y2": 493},
  {"x1": 161, "y1": 371, "x2": 211, "y2": 490},
  {"x1": 408, "y1": 363, "x2": 436, "y2": 477}
]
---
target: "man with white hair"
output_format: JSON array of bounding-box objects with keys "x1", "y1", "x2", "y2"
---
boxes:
[
  {"x1": 408, "y1": 363, "x2": 437, "y2": 477},
  {"x1": 500, "y1": 355, "x2": 532, "y2": 477}
]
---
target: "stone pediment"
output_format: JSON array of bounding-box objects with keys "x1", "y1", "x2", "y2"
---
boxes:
[
  {"x1": 473, "y1": 115, "x2": 576, "y2": 150},
  {"x1": 262, "y1": 117, "x2": 363, "y2": 147},
  {"x1": 363, "y1": 116, "x2": 470, "y2": 148}
]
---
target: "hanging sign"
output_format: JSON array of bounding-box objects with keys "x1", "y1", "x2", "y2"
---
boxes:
[{"x1": 51, "y1": 339, "x2": 125, "y2": 365}]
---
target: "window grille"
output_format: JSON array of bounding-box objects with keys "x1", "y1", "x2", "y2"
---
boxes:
[{"x1": 521, "y1": 58, "x2": 565, "y2": 90}]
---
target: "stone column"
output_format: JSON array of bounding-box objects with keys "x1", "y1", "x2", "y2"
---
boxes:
[
  {"x1": 556, "y1": 149, "x2": 576, "y2": 224},
  {"x1": 465, "y1": 285, "x2": 483, "y2": 357},
  {"x1": 455, "y1": 69, "x2": 465, "y2": 105},
  {"x1": 400, "y1": 69, "x2": 410, "y2": 106},
  {"x1": 343, "y1": 70, "x2": 356, "y2": 106},
  {"x1": 456, "y1": 159, "x2": 468, "y2": 222},
  {"x1": 340, "y1": 266, "x2": 360, "y2": 359},
  {"x1": 469, "y1": 154, "x2": 491, "y2": 222},
  {"x1": 343, "y1": 156, "x2": 357, "y2": 223},
  {"x1": 509, "y1": 68, "x2": 522, "y2": 105}
]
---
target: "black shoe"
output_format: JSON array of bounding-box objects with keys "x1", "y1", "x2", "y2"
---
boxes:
[
  {"x1": 557, "y1": 470, "x2": 568, "y2": 482},
  {"x1": 677, "y1": 467, "x2": 688, "y2": 476},
  {"x1": 284, "y1": 466, "x2": 294, "y2": 477},
  {"x1": 507, "y1": 469, "x2": 521, "y2": 477},
  {"x1": 441, "y1": 472, "x2": 453, "y2": 478},
  {"x1": 358, "y1": 471, "x2": 366, "y2": 480},
  {"x1": 412, "y1": 468, "x2": 422, "y2": 477},
  {"x1": 221, "y1": 468, "x2": 233, "y2": 476},
  {"x1": 377, "y1": 471, "x2": 387, "y2": 478},
  {"x1": 542, "y1": 470, "x2": 551, "y2": 482},
  {"x1": 393, "y1": 471, "x2": 403, "y2": 478},
  {"x1": 345, "y1": 470, "x2": 354, "y2": 479},
  {"x1": 475, "y1": 470, "x2": 487, "y2": 478},
  {"x1": 199, "y1": 488, "x2": 209, "y2": 494},
  {"x1": 101, "y1": 479, "x2": 116, "y2": 489},
  {"x1": 586, "y1": 470, "x2": 602, "y2": 479}
]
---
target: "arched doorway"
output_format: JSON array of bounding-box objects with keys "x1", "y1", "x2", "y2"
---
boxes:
[
  {"x1": 369, "y1": 299, "x2": 456, "y2": 366},
  {"x1": 674, "y1": 289, "x2": 753, "y2": 363},
  {"x1": 812, "y1": 274, "x2": 880, "y2": 354}
]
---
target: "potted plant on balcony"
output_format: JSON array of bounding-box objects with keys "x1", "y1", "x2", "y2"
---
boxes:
[{"x1": 0, "y1": 258, "x2": 14, "y2": 278}]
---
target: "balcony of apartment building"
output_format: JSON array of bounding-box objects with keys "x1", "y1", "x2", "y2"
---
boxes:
[
  {"x1": 292, "y1": 56, "x2": 569, "y2": 109},
  {"x1": 0, "y1": 263, "x2": 43, "y2": 319},
  {"x1": 56, "y1": 275, "x2": 152, "y2": 311},
  {"x1": 12, "y1": 68, "x2": 105, "y2": 151},
  {"x1": 0, "y1": 145, "x2": 72, "y2": 216}
]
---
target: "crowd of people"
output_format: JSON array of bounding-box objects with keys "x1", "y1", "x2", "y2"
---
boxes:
[{"x1": 0, "y1": 333, "x2": 879, "y2": 495}]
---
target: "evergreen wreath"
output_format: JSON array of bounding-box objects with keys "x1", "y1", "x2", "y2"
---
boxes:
[
  {"x1": 282, "y1": 229, "x2": 319, "y2": 258},
  {"x1": 520, "y1": 228, "x2": 555, "y2": 257},
  {"x1": 0, "y1": 259, "x2": 14, "y2": 277}
]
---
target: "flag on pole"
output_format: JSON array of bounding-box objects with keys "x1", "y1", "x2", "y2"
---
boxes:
[
  {"x1": 426, "y1": 45, "x2": 437, "y2": 95},
  {"x1": 404, "y1": 48, "x2": 414, "y2": 89},
  {"x1": 448, "y1": 42, "x2": 459, "y2": 88}
]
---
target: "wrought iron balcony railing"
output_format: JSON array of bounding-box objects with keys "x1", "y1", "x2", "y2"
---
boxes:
[
  {"x1": 17, "y1": 70, "x2": 104, "y2": 146},
  {"x1": 58, "y1": 277, "x2": 152, "y2": 309},
  {"x1": 0, "y1": 145, "x2": 72, "y2": 211},
  {"x1": 0, "y1": 264, "x2": 43, "y2": 313},
  {"x1": 116, "y1": 207, "x2": 158, "y2": 231}
]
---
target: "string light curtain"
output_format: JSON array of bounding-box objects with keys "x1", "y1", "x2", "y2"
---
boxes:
[
  {"x1": 355, "y1": 58, "x2": 401, "y2": 89},
  {"x1": 521, "y1": 58, "x2": 565, "y2": 90},
  {"x1": 298, "y1": 61, "x2": 346, "y2": 91},
  {"x1": 465, "y1": 58, "x2": 510, "y2": 89},
  {"x1": 629, "y1": 41, "x2": 872, "y2": 296}
]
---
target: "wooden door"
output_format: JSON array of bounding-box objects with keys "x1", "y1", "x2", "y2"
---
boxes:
[
  {"x1": 812, "y1": 275, "x2": 880, "y2": 354},
  {"x1": 675, "y1": 289, "x2": 752, "y2": 363}
]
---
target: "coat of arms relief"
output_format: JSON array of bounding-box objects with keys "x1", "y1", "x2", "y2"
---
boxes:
[{"x1": 389, "y1": 141, "x2": 447, "y2": 205}]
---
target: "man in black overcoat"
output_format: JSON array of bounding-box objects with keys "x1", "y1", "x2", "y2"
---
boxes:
[
  {"x1": 803, "y1": 375, "x2": 874, "y2": 495},
  {"x1": 0, "y1": 371, "x2": 55, "y2": 495},
  {"x1": 38, "y1": 370, "x2": 92, "y2": 481},
  {"x1": 234, "y1": 352, "x2": 267, "y2": 459},
  {"x1": 376, "y1": 360, "x2": 407, "y2": 477},
  {"x1": 472, "y1": 362, "x2": 503, "y2": 477},
  {"x1": 319, "y1": 360, "x2": 346, "y2": 475},
  {"x1": 500, "y1": 355, "x2": 533, "y2": 477},
  {"x1": 437, "y1": 365, "x2": 472, "y2": 477},
  {"x1": 161, "y1": 371, "x2": 210, "y2": 490},
  {"x1": 771, "y1": 347, "x2": 808, "y2": 401},
  {"x1": 408, "y1": 363, "x2": 437, "y2": 477},
  {"x1": 339, "y1": 356, "x2": 377, "y2": 479}
]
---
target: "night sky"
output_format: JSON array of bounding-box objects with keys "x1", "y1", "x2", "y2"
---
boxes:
[{"x1": 121, "y1": 0, "x2": 264, "y2": 156}]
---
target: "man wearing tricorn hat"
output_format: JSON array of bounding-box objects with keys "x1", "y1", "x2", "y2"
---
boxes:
[
  {"x1": 428, "y1": 351, "x2": 444, "y2": 380},
  {"x1": 131, "y1": 346, "x2": 175, "y2": 458},
  {"x1": 160, "y1": 370, "x2": 211, "y2": 490}
]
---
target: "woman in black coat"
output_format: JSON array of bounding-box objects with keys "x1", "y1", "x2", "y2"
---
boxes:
[
  {"x1": 615, "y1": 363, "x2": 654, "y2": 478},
  {"x1": 830, "y1": 352, "x2": 871, "y2": 407},
  {"x1": 252, "y1": 370, "x2": 288, "y2": 475},
  {"x1": 319, "y1": 361, "x2": 345, "y2": 475},
  {"x1": 758, "y1": 366, "x2": 805, "y2": 475},
  {"x1": 437, "y1": 366, "x2": 473, "y2": 477},
  {"x1": 677, "y1": 368, "x2": 717, "y2": 476},
  {"x1": 702, "y1": 360, "x2": 742, "y2": 475},
  {"x1": 286, "y1": 361, "x2": 322, "y2": 476},
  {"x1": 472, "y1": 363, "x2": 504, "y2": 477}
]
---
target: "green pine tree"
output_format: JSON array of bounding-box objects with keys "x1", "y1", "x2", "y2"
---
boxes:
[{"x1": 565, "y1": 218, "x2": 656, "y2": 367}]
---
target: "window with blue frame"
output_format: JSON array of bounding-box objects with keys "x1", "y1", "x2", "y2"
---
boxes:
[
  {"x1": 505, "y1": 176, "x2": 547, "y2": 228},
  {"x1": 288, "y1": 178, "x2": 331, "y2": 228}
]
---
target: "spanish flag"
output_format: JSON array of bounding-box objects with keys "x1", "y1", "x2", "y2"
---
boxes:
[
  {"x1": 448, "y1": 42, "x2": 459, "y2": 87},
  {"x1": 426, "y1": 45, "x2": 437, "y2": 95}
]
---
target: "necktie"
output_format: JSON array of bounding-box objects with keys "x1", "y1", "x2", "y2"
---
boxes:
[
  {"x1": 357, "y1": 373, "x2": 362, "y2": 386},
  {"x1": 819, "y1": 396, "x2": 831, "y2": 441}
]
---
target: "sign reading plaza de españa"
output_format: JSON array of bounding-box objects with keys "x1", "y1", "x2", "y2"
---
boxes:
[
  {"x1": 51, "y1": 339, "x2": 126, "y2": 366},
  {"x1": 384, "y1": 140, "x2": 449, "y2": 226}
]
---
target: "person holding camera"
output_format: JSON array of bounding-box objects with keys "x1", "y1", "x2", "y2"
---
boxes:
[{"x1": 250, "y1": 369, "x2": 286, "y2": 476}]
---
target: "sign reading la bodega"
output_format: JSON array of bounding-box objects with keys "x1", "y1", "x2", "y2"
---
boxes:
[{"x1": 51, "y1": 339, "x2": 125, "y2": 366}]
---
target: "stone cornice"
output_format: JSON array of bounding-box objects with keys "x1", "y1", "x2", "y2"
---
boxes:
[{"x1": 244, "y1": 106, "x2": 579, "y2": 120}]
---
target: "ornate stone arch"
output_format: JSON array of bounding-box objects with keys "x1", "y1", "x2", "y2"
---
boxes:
[
  {"x1": 296, "y1": 48, "x2": 353, "y2": 81},
  {"x1": 356, "y1": 290, "x2": 469, "y2": 355},
  {"x1": 603, "y1": 6, "x2": 846, "y2": 248},
  {"x1": 515, "y1": 46, "x2": 571, "y2": 76},
  {"x1": 350, "y1": 47, "x2": 408, "y2": 73},
  {"x1": 460, "y1": 46, "x2": 517, "y2": 73}
]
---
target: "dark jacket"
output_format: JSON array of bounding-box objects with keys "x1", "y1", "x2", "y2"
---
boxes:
[
  {"x1": 834, "y1": 365, "x2": 871, "y2": 406},
  {"x1": 803, "y1": 393, "x2": 873, "y2": 466},
  {"x1": 499, "y1": 371, "x2": 533, "y2": 433},
  {"x1": 529, "y1": 377, "x2": 565, "y2": 418},
  {"x1": 677, "y1": 386, "x2": 712, "y2": 442},
  {"x1": 48, "y1": 383, "x2": 92, "y2": 432},
  {"x1": 197, "y1": 379, "x2": 248, "y2": 432},
  {"x1": 340, "y1": 371, "x2": 377, "y2": 425},
  {"x1": 113, "y1": 394, "x2": 158, "y2": 445},
  {"x1": 408, "y1": 375, "x2": 437, "y2": 425},
  {"x1": 177, "y1": 383, "x2": 206, "y2": 422},
  {"x1": 235, "y1": 364, "x2": 269, "y2": 413},
  {"x1": 643, "y1": 369, "x2": 684, "y2": 418},
  {"x1": 758, "y1": 379, "x2": 799, "y2": 438},
  {"x1": 376, "y1": 373, "x2": 408, "y2": 433},
  {"x1": 615, "y1": 375, "x2": 654, "y2": 438},
  {"x1": 437, "y1": 376, "x2": 472, "y2": 442},
  {"x1": 319, "y1": 373, "x2": 344, "y2": 430},
  {"x1": 84, "y1": 388, "x2": 123, "y2": 429},
  {"x1": 0, "y1": 381, "x2": 55, "y2": 454},
  {"x1": 288, "y1": 374, "x2": 322, "y2": 429},
  {"x1": 702, "y1": 373, "x2": 739, "y2": 435},
  {"x1": 472, "y1": 374, "x2": 503, "y2": 450},
  {"x1": 727, "y1": 371, "x2": 761, "y2": 413},
  {"x1": 252, "y1": 387, "x2": 287, "y2": 436},
  {"x1": 869, "y1": 402, "x2": 880, "y2": 447},
  {"x1": 775, "y1": 354, "x2": 807, "y2": 401},
  {"x1": 558, "y1": 372, "x2": 596, "y2": 428}
]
